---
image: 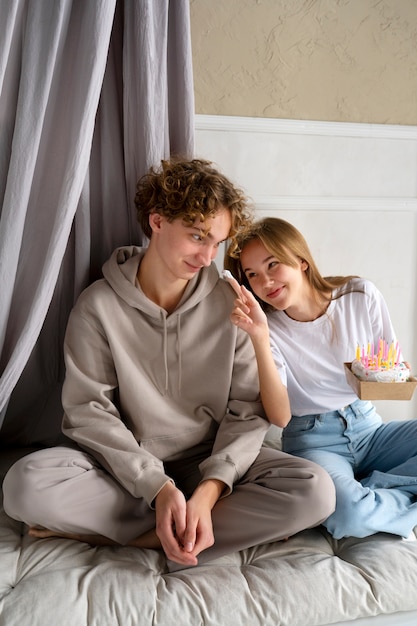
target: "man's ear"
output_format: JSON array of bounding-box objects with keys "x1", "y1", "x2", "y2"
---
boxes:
[{"x1": 149, "y1": 212, "x2": 163, "y2": 233}]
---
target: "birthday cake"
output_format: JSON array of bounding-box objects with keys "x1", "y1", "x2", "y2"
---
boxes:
[
  {"x1": 351, "y1": 359, "x2": 410, "y2": 383},
  {"x1": 351, "y1": 340, "x2": 410, "y2": 383}
]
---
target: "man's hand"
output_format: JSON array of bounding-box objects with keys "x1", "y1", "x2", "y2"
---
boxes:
[
  {"x1": 155, "y1": 482, "x2": 196, "y2": 566},
  {"x1": 154, "y1": 479, "x2": 225, "y2": 566},
  {"x1": 180, "y1": 479, "x2": 224, "y2": 560}
]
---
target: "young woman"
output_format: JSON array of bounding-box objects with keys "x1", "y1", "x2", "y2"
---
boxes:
[{"x1": 225, "y1": 216, "x2": 417, "y2": 540}]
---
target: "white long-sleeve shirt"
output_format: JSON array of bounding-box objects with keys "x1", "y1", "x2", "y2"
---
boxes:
[{"x1": 268, "y1": 278, "x2": 397, "y2": 416}]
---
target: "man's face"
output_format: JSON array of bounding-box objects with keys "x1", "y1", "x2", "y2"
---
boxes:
[{"x1": 150, "y1": 208, "x2": 232, "y2": 281}]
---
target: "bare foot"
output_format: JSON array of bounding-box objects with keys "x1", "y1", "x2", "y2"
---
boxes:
[
  {"x1": 28, "y1": 526, "x2": 162, "y2": 549},
  {"x1": 29, "y1": 526, "x2": 68, "y2": 539},
  {"x1": 28, "y1": 526, "x2": 118, "y2": 546}
]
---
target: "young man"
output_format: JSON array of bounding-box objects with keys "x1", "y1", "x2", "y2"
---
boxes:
[{"x1": 3, "y1": 159, "x2": 335, "y2": 568}]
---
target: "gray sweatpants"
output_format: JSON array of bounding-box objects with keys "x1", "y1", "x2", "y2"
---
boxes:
[{"x1": 3, "y1": 445, "x2": 335, "y2": 566}]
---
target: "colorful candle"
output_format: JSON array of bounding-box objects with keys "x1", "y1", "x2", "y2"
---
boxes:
[{"x1": 354, "y1": 338, "x2": 403, "y2": 372}]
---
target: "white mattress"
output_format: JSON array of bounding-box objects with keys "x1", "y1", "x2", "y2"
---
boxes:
[
  {"x1": 334, "y1": 612, "x2": 417, "y2": 626},
  {"x1": 1, "y1": 447, "x2": 417, "y2": 626}
]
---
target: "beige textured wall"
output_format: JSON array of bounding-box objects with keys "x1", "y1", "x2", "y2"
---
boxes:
[{"x1": 190, "y1": 0, "x2": 417, "y2": 125}]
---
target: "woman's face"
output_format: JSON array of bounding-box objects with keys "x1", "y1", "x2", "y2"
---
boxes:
[{"x1": 240, "y1": 238, "x2": 308, "y2": 313}]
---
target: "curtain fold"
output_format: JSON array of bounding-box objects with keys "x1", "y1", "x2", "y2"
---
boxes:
[
  {"x1": 0, "y1": 0, "x2": 195, "y2": 445},
  {"x1": 122, "y1": 0, "x2": 194, "y2": 226}
]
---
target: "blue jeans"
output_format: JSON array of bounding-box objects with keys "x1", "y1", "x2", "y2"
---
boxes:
[{"x1": 282, "y1": 399, "x2": 417, "y2": 539}]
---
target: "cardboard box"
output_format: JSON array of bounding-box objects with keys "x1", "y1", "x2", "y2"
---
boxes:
[{"x1": 344, "y1": 363, "x2": 417, "y2": 401}]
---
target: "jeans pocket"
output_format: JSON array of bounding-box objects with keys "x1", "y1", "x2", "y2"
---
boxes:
[
  {"x1": 284, "y1": 415, "x2": 318, "y2": 435},
  {"x1": 282, "y1": 416, "x2": 320, "y2": 453}
]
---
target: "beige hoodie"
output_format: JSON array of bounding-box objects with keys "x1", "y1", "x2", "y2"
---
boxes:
[{"x1": 62, "y1": 246, "x2": 268, "y2": 506}]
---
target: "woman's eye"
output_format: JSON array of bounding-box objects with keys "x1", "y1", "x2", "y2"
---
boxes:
[{"x1": 269, "y1": 261, "x2": 278, "y2": 269}]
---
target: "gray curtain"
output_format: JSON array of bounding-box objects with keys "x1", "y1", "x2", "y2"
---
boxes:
[{"x1": 0, "y1": 0, "x2": 195, "y2": 446}]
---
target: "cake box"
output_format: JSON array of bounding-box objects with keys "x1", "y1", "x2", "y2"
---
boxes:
[{"x1": 344, "y1": 362, "x2": 417, "y2": 401}]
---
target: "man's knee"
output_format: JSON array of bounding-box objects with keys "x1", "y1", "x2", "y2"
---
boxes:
[
  {"x1": 3, "y1": 455, "x2": 36, "y2": 522},
  {"x1": 253, "y1": 450, "x2": 336, "y2": 524},
  {"x1": 2, "y1": 448, "x2": 82, "y2": 525},
  {"x1": 300, "y1": 459, "x2": 336, "y2": 523}
]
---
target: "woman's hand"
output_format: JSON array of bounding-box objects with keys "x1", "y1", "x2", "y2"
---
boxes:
[{"x1": 230, "y1": 286, "x2": 269, "y2": 341}]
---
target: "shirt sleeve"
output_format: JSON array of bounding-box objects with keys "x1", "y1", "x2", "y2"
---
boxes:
[
  {"x1": 365, "y1": 280, "x2": 398, "y2": 349},
  {"x1": 269, "y1": 334, "x2": 288, "y2": 386}
]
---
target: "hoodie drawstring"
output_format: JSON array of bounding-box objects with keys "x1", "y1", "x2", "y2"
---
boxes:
[
  {"x1": 161, "y1": 313, "x2": 182, "y2": 394},
  {"x1": 162, "y1": 313, "x2": 169, "y2": 393},
  {"x1": 176, "y1": 315, "x2": 182, "y2": 392}
]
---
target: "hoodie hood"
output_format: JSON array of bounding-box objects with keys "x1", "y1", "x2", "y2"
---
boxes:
[{"x1": 102, "y1": 245, "x2": 220, "y2": 317}]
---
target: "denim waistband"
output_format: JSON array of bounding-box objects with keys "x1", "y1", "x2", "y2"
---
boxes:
[{"x1": 293, "y1": 399, "x2": 375, "y2": 421}]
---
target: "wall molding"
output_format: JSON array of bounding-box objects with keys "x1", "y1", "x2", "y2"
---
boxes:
[
  {"x1": 195, "y1": 114, "x2": 417, "y2": 213},
  {"x1": 195, "y1": 114, "x2": 417, "y2": 141},
  {"x1": 254, "y1": 196, "x2": 417, "y2": 213}
]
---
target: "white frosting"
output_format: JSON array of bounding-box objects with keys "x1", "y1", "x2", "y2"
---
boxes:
[
  {"x1": 351, "y1": 359, "x2": 410, "y2": 383},
  {"x1": 222, "y1": 269, "x2": 243, "y2": 297}
]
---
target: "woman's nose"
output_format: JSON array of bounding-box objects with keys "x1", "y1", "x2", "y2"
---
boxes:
[{"x1": 261, "y1": 273, "x2": 273, "y2": 287}]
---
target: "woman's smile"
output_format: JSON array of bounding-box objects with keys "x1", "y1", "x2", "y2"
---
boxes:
[{"x1": 266, "y1": 284, "x2": 284, "y2": 299}]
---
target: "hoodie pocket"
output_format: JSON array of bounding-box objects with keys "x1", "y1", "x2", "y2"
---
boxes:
[{"x1": 139, "y1": 419, "x2": 218, "y2": 460}]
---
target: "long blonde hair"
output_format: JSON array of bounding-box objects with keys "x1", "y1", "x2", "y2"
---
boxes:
[{"x1": 225, "y1": 217, "x2": 359, "y2": 312}]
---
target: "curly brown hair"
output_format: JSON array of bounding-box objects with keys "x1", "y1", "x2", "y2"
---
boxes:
[{"x1": 135, "y1": 158, "x2": 253, "y2": 254}]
